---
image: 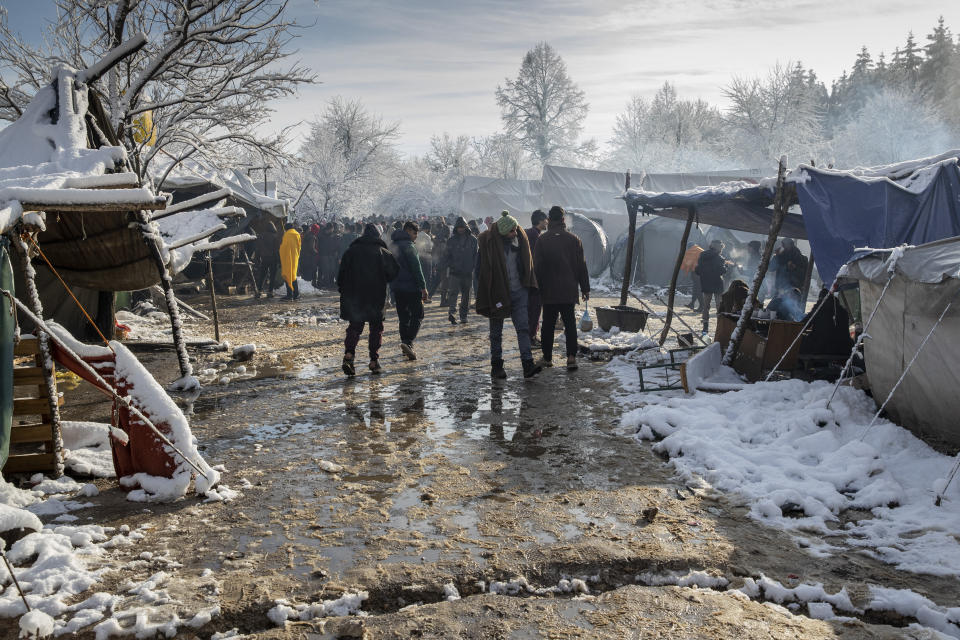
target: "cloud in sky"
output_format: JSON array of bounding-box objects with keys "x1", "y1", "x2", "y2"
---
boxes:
[{"x1": 5, "y1": 0, "x2": 960, "y2": 156}]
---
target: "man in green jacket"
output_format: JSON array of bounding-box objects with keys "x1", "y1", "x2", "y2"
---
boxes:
[
  {"x1": 389, "y1": 221, "x2": 429, "y2": 360},
  {"x1": 475, "y1": 211, "x2": 542, "y2": 379}
]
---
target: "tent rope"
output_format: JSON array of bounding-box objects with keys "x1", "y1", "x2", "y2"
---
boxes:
[
  {"x1": 826, "y1": 271, "x2": 895, "y2": 409},
  {"x1": 858, "y1": 292, "x2": 957, "y2": 441},
  {"x1": 937, "y1": 455, "x2": 960, "y2": 507},
  {"x1": 25, "y1": 233, "x2": 112, "y2": 348}
]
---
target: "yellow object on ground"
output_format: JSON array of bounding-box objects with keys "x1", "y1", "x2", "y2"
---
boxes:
[{"x1": 279, "y1": 227, "x2": 301, "y2": 288}]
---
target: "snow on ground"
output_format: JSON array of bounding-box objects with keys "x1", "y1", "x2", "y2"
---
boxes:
[
  {"x1": 577, "y1": 326, "x2": 660, "y2": 355},
  {"x1": 611, "y1": 358, "x2": 960, "y2": 577},
  {"x1": 115, "y1": 304, "x2": 208, "y2": 344}
]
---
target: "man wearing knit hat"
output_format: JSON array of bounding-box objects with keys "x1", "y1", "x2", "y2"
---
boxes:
[{"x1": 475, "y1": 210, "x2": 542, "y2": 379}]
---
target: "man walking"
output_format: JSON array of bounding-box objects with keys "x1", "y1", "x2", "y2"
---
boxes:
[
  {"x1": 337, "y1": 224, "x2": 400, "y2": 376},
  {"x1": 444, "y1": 217, "x2": 478, "y2": 325},
  {"x1": 533, "y1": 206, "x2": 589, "y2": 371},
  {"x1": 525, "y1": 209, "x2": 548, "y2": 347},
  {"x1": 390, "y1": 221, "x2": 429, "y2": 360},
  {"x1": 476, "y1": 211, "x2": 542, "y2": 379},
  {"x1": 695, "y1": 239, "x2": 729, "y2": 333},
  {"x1": 279, "y1": 222, "x2": 301, "y2": 300}
]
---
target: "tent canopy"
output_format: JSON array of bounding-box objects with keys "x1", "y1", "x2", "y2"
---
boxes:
[
  {"x1": 792, "y1": 154, "x2": 960, "y2": 285},
  {"x1": 456, "y1": 176, "x2": 541, "y2": 220},
  {"x1": 843, "y1": 235, "x2": 960, "y2": 285}
]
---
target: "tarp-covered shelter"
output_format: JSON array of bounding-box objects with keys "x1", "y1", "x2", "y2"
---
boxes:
[
  {"x1": 843, "y1": 238, "x2": 960, "y2": 449},
  {"x1": 456, "y1": 176, "x2": 541, "y2": 221},
  {"x1": 791, "y1": 152, "x2": 960, "y2": 285},
  {"x1": 610, "y1": 216, "x2": 706, "y2": 287},
  {"x1": 564, "y1": 212, "x2": 609, "y2": 277}
]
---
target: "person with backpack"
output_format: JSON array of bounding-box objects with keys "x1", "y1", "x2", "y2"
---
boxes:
[
  {"x1": 390, "y1": 221, "x2": 430, "y2": 360},
  {"x1": 337, "y1": 224, "x2": 400, "y2": 376}
]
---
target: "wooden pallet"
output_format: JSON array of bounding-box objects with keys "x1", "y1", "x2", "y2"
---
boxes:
[{"x1": 4, "y1": 337, "x2": 60, "y2": 474}]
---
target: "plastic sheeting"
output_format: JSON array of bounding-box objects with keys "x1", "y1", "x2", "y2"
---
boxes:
[
  {"x1": 542, "y1": 166, "x2": 626, "y2": 214},
  {"x1": 0, "y1": 238, "x2": 12, "y2": 466},
  {"x1": 796, "y1": 159, "x2": 960, "y2": 285},
  {"x1": 844, "y1": 236, "x2": 960, "y2": 284},
  {"x1": 456, "y1": 176, "x2": 541, "y2": 220},
  {"x1": 564, "y1": 212, "x2": 609, "y2": 277},
  {"x1": 609, "y1": 216, "x2": 706, "y2": 287}
]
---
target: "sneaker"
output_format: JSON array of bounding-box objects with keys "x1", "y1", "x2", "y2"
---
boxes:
[
  {"x1": 522, "y1": 359, "x2": 543, "y2": 378},
  {"x1": 459, "y1": 316, "x2": 468, "y2": 325},
  {"x1": 540, "y1": 358, "x2": 553, "y2": 367},
  {"x1": 342, "y1": 355, "x2": 356, "y2": 377},
  {"x1": 401, "y1": 343, "x2": 417, "y2": 361},
  {"x1": 448, "y1": 313, "x2": 457, "y2": 325},
  {"x1": 491, "y1": 359, "x2": 507, "y2": 379},
  {"x1": 530, "y1": 337, "x2": 542, "y2": 348},
  {"x1": 566, "y1": 356, "x2": 578, "y2": 371},
  {"x1": 369, "y1": 360, "x2": 382, "y2": 374}
]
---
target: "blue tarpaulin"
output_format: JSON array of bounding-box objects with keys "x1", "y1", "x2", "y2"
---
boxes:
[{"x1": 796, "y1": 159, "x2": 960, "y2": 284}]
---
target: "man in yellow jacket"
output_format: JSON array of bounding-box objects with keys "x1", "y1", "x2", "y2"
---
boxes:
[{"x1": 279, "y1": 223, "x2": 301, "y2": 300}]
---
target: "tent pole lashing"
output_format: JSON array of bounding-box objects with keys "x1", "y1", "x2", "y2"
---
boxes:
[{"x1": 858, "y1": 293, "x2": 957, "y2": 441}]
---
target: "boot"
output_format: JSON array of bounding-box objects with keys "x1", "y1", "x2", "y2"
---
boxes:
[
  {"x1": 522, "y1": 359, "x2": 542, "y2": 378},
  {"x1": 401, "y1": 342, "x2": 417, "y2": 361},
  {"x1": 342, "y1": 354, "x2": 356, "y2": 377},
  {"x1": 448, "y1": 312, "x2": 457, "y2": 325},
  {"x1": 491, "y1": 359, "x2": 507, "y2": 379},
  {"x1": 566, "y1": 355, "x2": 578, "y2": 371},
  {"x1": 369, "y1": 359, "x2": 382, "y2": 374}
]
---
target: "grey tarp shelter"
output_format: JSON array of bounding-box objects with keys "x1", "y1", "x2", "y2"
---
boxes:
[
  {"x1": 455, "y1": 176, "x2": 541, "y2": 221},
  {"x1": 609, "y1": 216, "x2": 706, "y2": 287},
  {"x1": 843, "y1": 237, "x2": 960, "y2": 450},
  {"x1": 565, "y1": 212, "x2": 609, "y2": 277}
]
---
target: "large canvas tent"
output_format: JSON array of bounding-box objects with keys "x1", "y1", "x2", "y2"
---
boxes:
[
  {"x1": 609, "y1": 216, "x2": 706, "y2": 287},
  {"x1": 843, "y1": 238, "x2": 960, "y2": 450},
  {"x1": 565, "y1": 212, "x2": 610, "y2": 277},
  {"x1": 455, "y1": 176, "x2": 541, "y2": 221}
]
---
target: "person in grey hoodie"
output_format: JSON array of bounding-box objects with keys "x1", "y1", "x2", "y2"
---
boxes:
[
  {"x1": 444, "y1": 216, "x2": 478, "y2": 325},
  {"x1": 390, "y1": 221, "x2": 429, "y2": 360}
]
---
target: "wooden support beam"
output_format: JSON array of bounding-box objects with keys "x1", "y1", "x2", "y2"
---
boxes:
[
  {"x1": 3, "y1": 453, "x2": 57, "y2": 474},
  {"x1": 10, "y1": 423, "x2": 56, "y2": 444},
  {"x1": 13, "y1": 367, "x2": 45, "y2": 386},
  {"x1": 206, "y1": 251, "x2": 221, "y2": 343},
  {"x1": 619, "y1": 170, "x2": 638, "y2": 307},
  {"x1": 801, "y1": 249, "x2": 816, "y2": 310},
  {"x1": 659, "y1": 207, "x2": 696, "y2": 346}
]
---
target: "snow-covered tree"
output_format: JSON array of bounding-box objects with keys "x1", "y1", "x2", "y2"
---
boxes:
[
  {"x1": 425, "y1": 133, "x2": 477, "y2": 188},
  {"x1": 286, "y1": 97, "x2": 400, "y2": 221},
  {"x1": 604, "y1": 82, "x2": 727, "y2": 172},
  {"x1": 0, "y1": 1, "x2": 313, "y2": 179},
  {"x1": 831, "y1": 88, "x2": 957, "y2": 167},
  {"x1": 472, "y1": 133, "x2": 538, "y2": 180},
  {"x1": 723, "y1": 62, "x2": 825, "y2": 166},
  {"x1": 495, "y1": 42, "x2": 592, "y2": 167}
]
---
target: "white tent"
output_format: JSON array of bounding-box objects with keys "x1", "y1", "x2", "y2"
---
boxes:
[{"x1": 456, "y1": 176, "x2": 541, "y2": 221}]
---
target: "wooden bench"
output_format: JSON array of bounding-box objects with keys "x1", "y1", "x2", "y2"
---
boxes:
[{"x1": 5, "y1": 337, "x2": 60, "y2": 474}]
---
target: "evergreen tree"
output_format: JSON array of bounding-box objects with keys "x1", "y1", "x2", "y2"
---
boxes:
[{"x1": 921, "y1": 16, "x2": 955, "y2": 105}]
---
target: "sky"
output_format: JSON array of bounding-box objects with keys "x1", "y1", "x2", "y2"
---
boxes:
[{"x1": 5, "y1": 0, "x2": 960, "y2": 157}]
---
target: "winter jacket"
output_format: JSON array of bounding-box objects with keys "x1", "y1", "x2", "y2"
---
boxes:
[
  {"x1": 445, "y1": 218, "x2": 478, "y2": 277},
  {"x1": 337, "y1": 233, "x2": 400, "y2": 323},
  {"x1": 475, "y1": 228, "x2": 536, "y2": 319},
  {"x1": 317, "y1": 230, "x2": 339, "y2": 258},
  {"x1": 338, "y1": 231, "x2": 359, "y2": 256},
  {"x1": 389, "y1": 229, "x2": 427, "y2": 293},
  {"x1": 694, "y1": 248, "x2": 727, "y2": 294},
  {"x1": 526, "y1": 226, "x2": 542, "y2": 253},
  {"x1": 680, "y1": 245, "x2": 704, "y2": 274},
  {"x1": 279, "y1": 228, "x2": 301, "y2": 288},
  {"x1": 771, "y1": 246, "x2": 807, "y2": 293},
  {"x1": 533, "y1": 221, "x2": 589, "y2": 305}
]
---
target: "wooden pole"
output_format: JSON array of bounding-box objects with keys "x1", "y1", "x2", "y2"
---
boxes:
[
  {"x1": 206, "y1": 250, "x2": 221, "y2": 343},
  {"x1": 619, "y1": 170, "x2": 638, "y2": 307},
  {"x1": 242, "y1": 248, "x2": 260, "y2": 297},
  {"x1": 800, "y1": 249, "x2": 816, "y2": 311},
  {"x1": 134, "y1": 211, "x2": 193, "y2": 380},
  {"x1": 723, "y1": 157, "x2": 790, "y2": 367},
  {"x1": 659, "y1": 207, "x2": 695, "y2": 346},
  {"x1": 10, "y1": 231, "x2": 64, "y2": 477}
]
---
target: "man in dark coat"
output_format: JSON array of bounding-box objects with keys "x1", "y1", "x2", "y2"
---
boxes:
[
  {"x1": 316, "y1": 222, "x2": 340, "y2": 288},
  {"x1": 770, "y1": 238, "x2": 807, "y2": 296},
  {"x1": 390, "y1": 221, "x2": 429, "y2": 360},
  {"x1": 252, "y1": 217, "x2": 282, "y2": 299},
  {"x1": 800, "y1": 287, "x2": 854, "y2": 355},
  {"x1": 695, "y1": 239, "x2": 729, "y2": 333},
  {"x1": 533, "y1": 206, "x2": 589, "y2": 370},
  {"x1": 430, "y1": 218, "x2": 450, "y2": 302},
  {"x1": 444, "y1": 216, "x2": 478, "y2": 325},
  {"x1": 337, "y1": 224, "x2": 400, "y2": 376},
  {"x1": 475, "y1": 211, "x2": 541, "y2": 379},
  {"x1": 525, "y1": 209, "x2": 548, "y2": 346}
]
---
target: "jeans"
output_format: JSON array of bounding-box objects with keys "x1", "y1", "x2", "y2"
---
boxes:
[
  {"x1": 345, "y1": 320, "x2": 384, "y2": 359},
  {"x1": 394, "y1": 291, "x2": 424, "y2": 345},
  {"x1": 701, "y1": 291, "x2": 720, "y2": 329},
  {"x1": 528, "y1": 288, "x2": 542, "y2": 342},
  {"x1": 447, "y1": 273, "x2": 472, "y2": 319},
  {"x1": 541, "y1": 303, "x2": 577, "y2": 360},
  {"x1": 284, "y1": 279, "x2": 299, "y2": 299},
  {"x1": 488, "y1": 287, "x2": 532, "y2": 362}
]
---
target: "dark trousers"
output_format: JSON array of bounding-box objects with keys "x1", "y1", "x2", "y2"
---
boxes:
[
  {"x1": 541, "y1": 303, "x2": 577, "y2": 361},
  {"x1": 284, "y1": 279, "x2": 299, "y2": 299},
  {"x1": 345, "y1": 320, "x2": 384, "y2": 359},
  {"x1": 701, "y1": 292, "x2": 720, "y2": 329},
  {"x1": 317, "y1": 255, "x2": 337, "y2": 287},
  {"x1": 447, "y1": 273, "x2": 472, "y2": 319},
  {"x1": 395, "y1": 291, "x2": 424, "y2": 345},
  {"x1": 257, "y1": 259, "x2": 278, "y2": 295},
  {"x1": 528, "y1": 289, "x2": 542, "y2": 342}
]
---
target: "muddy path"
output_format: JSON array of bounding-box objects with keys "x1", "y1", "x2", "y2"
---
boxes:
[{"x1": 30, "y1": 291, "x2": 958, "y2": 639}]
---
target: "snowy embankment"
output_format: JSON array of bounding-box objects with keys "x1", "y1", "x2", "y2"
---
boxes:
[{"x1": 615, "y1": 371, "x2": 960, "y2": 576}]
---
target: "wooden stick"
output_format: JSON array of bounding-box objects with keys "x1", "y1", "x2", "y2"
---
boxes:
[
  {"x1": 659, "y1": 207, "x2": 695, "y2": 346},
  {"x1": 723, "y1": 157, "x2": 789, "y2": 367},
  {"x1": 619, "y1": 171, "x2": 637, "y2": 307},
  {"x1": 242, "y1": 248, "x2": 260, "y2": 297},
  {"x1": 206, "y1": 251, "x2": 220, "y2": 343},
  {"x1": 0, "y1": 549, "x2": 30, "y2": 612},
  {"x1": 801, "y1": 249, "x2": 816, "y2": 310}
]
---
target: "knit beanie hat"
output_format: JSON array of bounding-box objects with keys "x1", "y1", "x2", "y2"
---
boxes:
[{"x1": 496, "y1": 210, "x2": 519, "y2": 235}]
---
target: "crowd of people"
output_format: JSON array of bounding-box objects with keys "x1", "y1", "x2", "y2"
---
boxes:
[{"x1": 253, "y1": 207, "x2": 590, "y2": 380}]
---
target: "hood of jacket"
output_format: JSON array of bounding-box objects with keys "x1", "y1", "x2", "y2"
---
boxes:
[{"x1": 391, "y1": 228, "x2": 412, "y2": 245}]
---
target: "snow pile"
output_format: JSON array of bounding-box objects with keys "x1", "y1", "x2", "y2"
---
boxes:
[
  {"x1": 266, "y1": 591, "x2": 368, "y2": 626},
  {"x1": 867, "y1": 586, "x2": 960, "y2": 637},
  {"x1": 441, "y1": 583, "x2": 460, "y2": 602},
  {"x1": 231, "y1": 344, "x2": 256, "y2": 361},
  {"x1": 60, "y1": 421, "x2": 115, "y2": 478},
  {"x1": 18, "y1": 609, "x2": 54, "y2": 639},
  {"x1": 621, "y1": 378, "x2": 960, "y2": 575},
  {"x1": 681, "y1": 343, "x2": 745, "y2": 393},
  {"x1": 739, "y1": 575, "x2": 857, "y2": 613},
  {"x1": 262, "y1": 304, "x2": 336, "y2": 327},
  {"x1": 271, "y1": 279, "x2": 331, "y2": 299},
  {"x1": 578, "y1": 326, "x2": 659, "y2": 353},
  {"x1": 0, "y1": 503, "x2": 43, "y2": 538},
  {"x1": 637, "y1": 570, "x2": 729, "y2": 589}
]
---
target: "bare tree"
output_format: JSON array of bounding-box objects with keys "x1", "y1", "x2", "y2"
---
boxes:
[
  {"x1": 425, "y1": 133, "x2": 477, "y2": 186},
  {"x1": 495, "y1": 42, "x2": 590, "y2": 166},
  {"x1": 472, "y1": 133, "x2": 536, "y2": 180},
  {"x1": 286, "y1": 97, "x2": 400, "y2": 221},
  {"x1": 723, "y1": 62, "x2": 824, "y2": 166},
  {"x1": 0, "y1": 1, "x2": 313, "y2": 179}
]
